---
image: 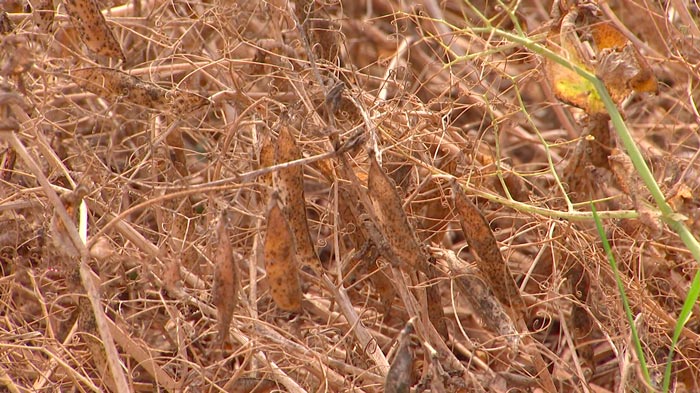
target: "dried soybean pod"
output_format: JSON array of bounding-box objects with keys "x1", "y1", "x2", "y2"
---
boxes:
[
  {"x1": 169, "y1": 89, "x2": 210, "y2": 114},
  {"x1": 211, "y1": 212, "x2": 238, "y2": 345},
  {"x1": 30, "y1": 0, "x2": 55, "y2": 33},
  {"x1": 385, "y1": 317, "x2": 417, "y2": 393},
  {"x1": 71, "y1": 67, "x2": 168, "y2": 109},
  {"x1": 258, "y1": 132, "x2": 275, "y2": 201},
  {"x1": 62, "y1": 0, "x2": 125, "y2": 61},
  {"x1": 443, "y1": 249, "x2": 519, "y2": 353},
  {"x1": 367, "y1": 155, "x2": 447, "y2": 337},
  {"x1": 367, "y1": 153, "x2": 425, "y2": 270},
  {"x1": 450, "y1": 180, "x2": 523, "y2": 310},
  {"x1": 424, "y1": 261, "x2": 448, "y2": 339},
  {"x1": 263, "y1": 194, "x2": 303, "y2": 313},
  {"x1": 273, "y1": 125, "x2": 323, "y2": 275},
  {"x1": 224, "y1": 377, "x2": 277, "y2": 393}
]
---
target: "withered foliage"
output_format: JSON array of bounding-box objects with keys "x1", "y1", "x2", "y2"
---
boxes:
[{"x1": 1, "y1": 0, "x2": 700, "y2": 392}]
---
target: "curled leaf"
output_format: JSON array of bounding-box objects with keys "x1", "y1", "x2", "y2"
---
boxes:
[{"x1": 544, "y1": 5, "x2": 657, "y2": 114}]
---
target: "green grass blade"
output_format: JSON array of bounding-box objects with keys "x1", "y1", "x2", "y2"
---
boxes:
[{"x1": 591, "y1": 203, "x2": 652, "y2": 387}]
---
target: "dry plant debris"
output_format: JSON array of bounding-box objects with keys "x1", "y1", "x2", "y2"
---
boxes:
[{"x1": 1, "y1": 0, "x2": 700, "y2": 392}]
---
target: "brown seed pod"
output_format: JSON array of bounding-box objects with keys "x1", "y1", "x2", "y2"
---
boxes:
[
  {"x1": 263, "y1": 194, "x2": 303, "y2": 313},
  {"x1": 367, "y1": 154, "x2": 426, "y2": 270},
  {"x1": 224, "y1": 377, "x2": 277, "y2": 393},
  {"x1": 62, "y1": 0, "x2": 125, "y2": 61},
  {"x1": 258, "y1": 132, "x2": 276, "y2": 201},
  {"x1": 30, "y1": 0, "x2": 55, "y2": 33},
  {"x1": 211, "y1": 212, "x2": 239, "y2": 345},
  {"x1": 71, "y1": 67, "x2": 168, "y2": 109},
  {"x1": 385, "y1": 317, "x2": 417, "y2": 393},
  {"x1": 273, "y1": 125, "x2": 323, "y2": 275},
  {"x1": 450, "y1": 180, "x2": 523, "y2": 311},
  {"x1": 169, "y1": 89, "x2": 210, "y2": 114},
  {"x1": 367, "y1": 155, "x2": 446, "y2": 337}
]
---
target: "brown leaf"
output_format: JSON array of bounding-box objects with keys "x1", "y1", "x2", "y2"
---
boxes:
[
  {"x1": 544, "y1": 5, "x2": 657, "y2": 114},
  {"x1": 78, "y1": 296, "x2": 117, "y2": 391},
  {"x1": 71, "y1": 67, "x2": 168, "y2": 109},
  {"x1": 0, "y1": 11, "x2": 13, "y2": 34},
  {"x1": 385, "y1": 318, "x2": 417, "y2": 393},
  {"x1": 450, "y1": 180, "x2": 523, "y2": 311},
  {"x1": 62, "y1": 0, "x2": 125, "y2": 61},
  {"x1": 592, "y1": 22, "x2": 658, "y2": 96},
  {"x1": 212, "y1": 212, "x2": 239, "y2": 345},
  {"x1": 273, "y1": 125, "x2": 323, "y2": 275},
  {"x1": 263, "y1": 194, "x2": 303, "y2": 313},
  {"x1": 562, "y1": 114, "x2": 612, "y2": 202}
]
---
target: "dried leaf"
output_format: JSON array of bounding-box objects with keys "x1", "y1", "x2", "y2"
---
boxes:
[
  {"x1": 544, "y1": 5, "x2": 657, "y2": 114},
  {"x1": 71, "y1": 67, "x2": 168, "y2": 109},
  {"x1": 0, "y1": 11, "x2": 13, "y2": 34},
  {"x1": 424, "y1": 262, "x2": 448, "y2": 339},
  {"x1": 608, "y1": 149, "x2": 662, "y2": 236},
  {"x1": 63, "y1": 0, "x2": 125, "y2": 61},
  {"x1": 562, "y1": 114, "x2": 612, "y2": 202},
  {"x1": 592, "y1": 22, "x2": 658, "y2": 96},
  {"x1": 212, "y1": 212, "x2": 238, "y2": 345},
  {"x1": 450, "y1": 180, "x2": 523, "y2": 310},
  {"x1": 273, "y1": 125, "x2": 323, "y2": 275},
  {"x1": 367, "y1": 258, "x2": 397, "y2": 315},
  {"x1": 385, "y1": 318, "x2": 417, "y2": 393},
  {"x1": 263, "y1": 195, "x2": 303, "y2": 313}
]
